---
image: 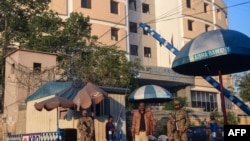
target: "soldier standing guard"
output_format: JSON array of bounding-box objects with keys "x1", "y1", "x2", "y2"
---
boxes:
[
  {"x1": 77, "y1": 110, "x2": 94, "y2": 141},
  {"x1": 172, "y1": 100, "x2": 190, "y2": 141},
  {"x1": 167, "y1": 113, "x2": 176, "y2": 141}
]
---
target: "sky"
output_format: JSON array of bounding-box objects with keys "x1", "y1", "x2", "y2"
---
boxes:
[
  {"x1": 224, "y1": 0, "x2": 250, "y2": 37},
  {"x1": 224, "y1": 0, "x2": 250, "y2": 90}
]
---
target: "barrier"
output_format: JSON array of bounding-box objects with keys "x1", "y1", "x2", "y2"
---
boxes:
[
  {"x1": 7, "y1": 130, "x2": 62, "y2": 141},
  {"x1": 210, "y1": 123, "x2": 218, "y2": 141}
]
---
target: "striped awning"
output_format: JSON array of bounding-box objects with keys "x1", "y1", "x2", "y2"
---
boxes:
[{"x1": 128, "y1": 85, "x2": 173, "y2": 103}]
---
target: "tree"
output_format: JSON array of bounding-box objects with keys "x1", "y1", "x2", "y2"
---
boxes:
[
  {"x1": 0, "y1": 1, "x2": 143, "y2": 114},
  {"x1": 0, "y1": 0, "x2": 56, "y2": 53},
  {"x1": 235, "y1": 72, "x2": 250, "y2": 102},
  {"x1": 0, "y1": 0, "x2": 61, "y2": 112},
  {"x1": 0, "y1": 1, "x2": 143, "y2": 89},
  {"x1": 211, "y1": 111, "x2": 239, "y2": 125}
]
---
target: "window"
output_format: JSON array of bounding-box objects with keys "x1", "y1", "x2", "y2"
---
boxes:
[
  {"x1": 111, "y1": 0, "x2": 118, "y2": 14},
  {"x1": 142, "y1": 3, "x2": 149, "y2": 14},
  {"x1": 191, "y1": 91, "x2": 218, "y2": 112},
  {"x1": 111, "y1": 28, "x2": 118, "y2": 41},
  {"x1": 11, "y1": 63, "x2": 15, "y2": 74},
  {"x1": 205, "y1": 24, "x2": 210, "y2": 32},
  {"x1": 81, "y1": 0, "x2": 91, "y2": 9},
  {"x1": 204, "y1": 3, "x2": 209, "y2": 13},
  {"x1": 129, "y1": 22, "x2": 137, "y2": 33},
  {"x1": 216, "y1": 9, "x2": 221, "y2": 20},
  {"x1": 187, "y1": 20, "x2": 193, "y2": 31},
  {"x1": 144, "y1": 47, "x2": 151, "y2": 58},
  {"x1": 129, "y1": 0, "x2": 136, "y2": 11},
  {"x1": 33, "y1": 63, "x2": 41, "y2": 73},
  {"x1": 130, "y1": 44, "x2": 138, "y2": 56},
  {"x1": 186, "y1": 0, "x2": 191, "y2": 8}
]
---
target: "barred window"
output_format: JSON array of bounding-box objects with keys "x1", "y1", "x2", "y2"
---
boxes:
[{"x1": 191, "y1": 91, "x2": 218, "y2": 112}]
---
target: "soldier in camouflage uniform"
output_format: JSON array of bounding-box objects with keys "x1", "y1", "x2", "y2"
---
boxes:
[
  {"x1": 172, "y1": 100, "x2": 190, "y2": 141},
  {"x1": 167, "y1": 113, "x2": 175, "y2": 141},
  {"x1": 77, "y1": 110, "x2": 94, "y2": 141}
]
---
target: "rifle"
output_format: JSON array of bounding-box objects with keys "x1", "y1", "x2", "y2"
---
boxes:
[{"x1": 82, "y1": 121, "x2": 91, "y2": 134}]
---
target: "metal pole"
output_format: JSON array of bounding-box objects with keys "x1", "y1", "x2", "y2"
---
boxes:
[{"x1": 218, "y1": 70, "x2": 228, "y2": 125}]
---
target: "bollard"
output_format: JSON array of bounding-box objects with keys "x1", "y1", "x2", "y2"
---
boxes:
[
  {"x1": 210, "y1": 122, "x2": 218, "y2": 141},
  {"x1": 108, "y1": 131, "x2": 113, "y2": 141}
]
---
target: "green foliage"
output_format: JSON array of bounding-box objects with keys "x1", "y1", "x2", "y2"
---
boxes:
[
  {"x1": 0, "y1": 0, "x2": 53, "y2": 51},
  {"x1": 68, "y1": 44, "x2": 143, "y2": 88},
  {"x1": 235, "y1": 72, "x2": 250, "y2": 102},
  {"x1": 227, "y1": 111, "x2": 239, "y2": 125},
  {"x1": 0, "y1": 1, "x2": 143, "y2": 89},
  {"x1": 200, "y1": 118, "x2": 207, "y2": 126},
  {"x1": 162, "y1": 97, "x2": 187, "y2": 110},
  {"x1": 211, "y1": 111, "x2": 239, "y2": 125}
]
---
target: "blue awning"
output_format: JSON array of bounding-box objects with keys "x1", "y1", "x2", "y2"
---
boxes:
[
  {"x1": 26, "y1": 81, "x2": 72, "y2": 102},
  {"x1": 26, "y1": 81, "x2": 130, "y2": 102}
]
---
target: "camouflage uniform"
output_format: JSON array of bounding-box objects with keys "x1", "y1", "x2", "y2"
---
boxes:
[
  {"x1": 77, "y1": 111, "x2": 94, "y2": 141},
  {"x1": 173, "y1": 101, "x2": 190, "y2": 141},
  {"x1": 167, "y1": 113, "x2": 175, "y2": 141}
]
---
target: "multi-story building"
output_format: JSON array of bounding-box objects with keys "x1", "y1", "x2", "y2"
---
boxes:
[
  {"x1": 0, "y1": 0, "x2": 238, "y2": 140},
  {"x1": 50, "y1": 0, "x2": 233, "y2": 113},
  {"x1": 50, "y1": 0, "x2": 232, "y2": 113}
]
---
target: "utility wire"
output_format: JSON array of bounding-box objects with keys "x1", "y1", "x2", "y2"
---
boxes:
[
  {"x1": 146, "y1": 0, "x2": 204, "y2": 24},
  {"x1": 113, "y1": 1, "x2": 250, "y2": 46},
  {"x1": 147, "y1": 1, "x2": 250, "y2": 24},
  {"x1": 98, "y1": 0, "x2": 148, "y2": 40}
]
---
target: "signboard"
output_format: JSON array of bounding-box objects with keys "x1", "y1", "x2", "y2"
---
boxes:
[{"x1": 22, "y1": 134, "x2": 40, "y2": 141}]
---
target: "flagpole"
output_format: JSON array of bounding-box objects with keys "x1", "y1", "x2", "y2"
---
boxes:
[{"x1": 170, "y1": 33, "x2": 174, "y2": 66}]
